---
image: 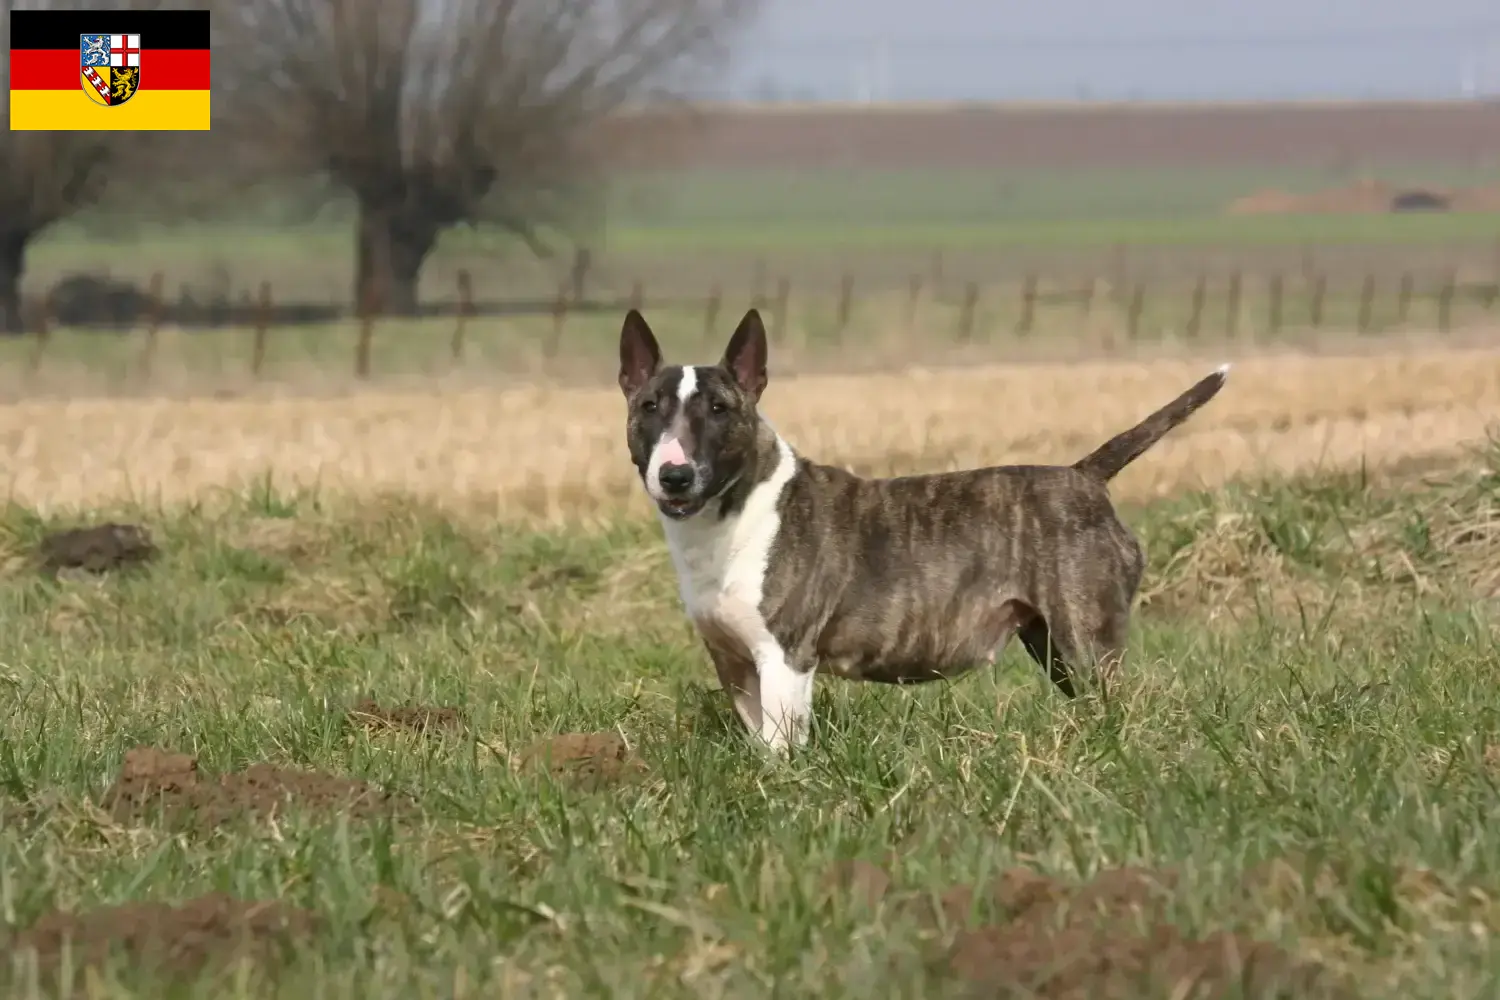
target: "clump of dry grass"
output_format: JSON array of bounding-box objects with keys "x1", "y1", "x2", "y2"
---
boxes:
[
  {"x1": 1, "y1": 344, "x2": 1499, "y2": 521},
  {"x1": 1137, "y1": 434, "x2": 1500, "y2": 625}
]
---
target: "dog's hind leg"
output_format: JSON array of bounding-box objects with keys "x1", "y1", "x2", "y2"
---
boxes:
[
  {"x1": 1020, "y1": 608, "x2": 1129, "y2": 699},
  {"x1": 1018, "y1": 617, "x2": 1079, "y2": 698}
]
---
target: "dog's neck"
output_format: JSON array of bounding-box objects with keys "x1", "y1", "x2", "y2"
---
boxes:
[{"x1": 704, "y1": 416, "x2": 792, "y2": 522}]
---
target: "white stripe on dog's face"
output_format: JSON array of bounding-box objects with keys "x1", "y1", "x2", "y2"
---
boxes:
[{"x1": 644, "y1": 366, "x2": 699, "y2": 502}]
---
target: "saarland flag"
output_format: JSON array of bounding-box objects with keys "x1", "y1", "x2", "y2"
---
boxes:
[{"x1": 9, "y1": 9, "x2": 210, "y2": 130}]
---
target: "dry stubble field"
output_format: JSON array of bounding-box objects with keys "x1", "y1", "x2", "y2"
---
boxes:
[
  {"x1": 4, "y1": 327, "x2": 1500, "y2": 997},
  {"x1": 3, "y1": 336, "x2": 1500, "y2": 519}
]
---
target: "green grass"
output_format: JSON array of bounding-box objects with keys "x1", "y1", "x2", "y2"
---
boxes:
[
  {"x1": 600, "y1": 164, "x2": 1500, "y2": 251},
  {"x1": 3, "y1": 452, "x2": 1500, "y2": 996},
  {"x1": 21, "y1": 163, "x2": 1500, "y2": 300}
]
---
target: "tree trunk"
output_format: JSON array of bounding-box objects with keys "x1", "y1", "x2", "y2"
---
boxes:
[
  {"x1": 0, "y1": 230, "x2": 29, "y2": 335},
  {"x1": 354, "y1": 202, "x2": 439, "y2": 317}
]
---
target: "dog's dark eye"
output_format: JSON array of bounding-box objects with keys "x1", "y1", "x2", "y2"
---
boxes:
[
  {"x1": 641, "y1": 399, "x2": 658, "y2": 413},
  {"x1": 709, "y1": 400, "x2": 728, "y2": 415}
]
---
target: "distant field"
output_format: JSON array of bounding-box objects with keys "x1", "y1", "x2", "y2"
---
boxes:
[
  {"x1": 26, "y1": 167, "x2": 1500, "y2": 309},
  {"x1": 20, "y1": 102, "x2": 1500, "y2": 307}
]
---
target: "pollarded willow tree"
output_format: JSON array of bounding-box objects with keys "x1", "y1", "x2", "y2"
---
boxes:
[{"x1": 212, "y1": 0, "x2": 760, "y2": 315}]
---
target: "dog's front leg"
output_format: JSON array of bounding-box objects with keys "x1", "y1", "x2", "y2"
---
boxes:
[{"x1": 754, "y1": 639, "x2": 814, "y2": 752}]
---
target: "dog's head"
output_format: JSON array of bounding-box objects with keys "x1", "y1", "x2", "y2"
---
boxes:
[{"x1": 617, "y1": 308, "x2": 769, "y2": 521}]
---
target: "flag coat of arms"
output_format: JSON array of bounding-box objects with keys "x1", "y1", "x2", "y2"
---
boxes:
[{"x1": 9, "y1": 10, "x2": 209, "y2": 130}]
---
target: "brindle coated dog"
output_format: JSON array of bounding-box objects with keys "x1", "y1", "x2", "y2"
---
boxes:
[{"x1": 619, "y1": 307, "x2": 1228, "y2": 751}]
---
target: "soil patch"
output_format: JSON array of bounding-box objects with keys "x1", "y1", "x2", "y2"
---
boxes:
[
  {"x1": 825, "y1": 862, "x2": 1339, "y2": 999},
  {"x1": 3, "y1": 893, "x2": 316, "y2": 986},
  {"x1": 38, "y1": 523, "x2": 157, "y2": 575},
  {"x1": 944, "y1": 867, "x2": 1335, "y2": 998},
  {"x1": 100, "y1": 746, "x2": 410, "y2": 832},
  {"x1": 1227, "y1": 178, "x2": 1500, "y2": 216},
  {"x1": 821, "y1": 859, "x2": 893, "y2": 910},
  {"x1": 347, "y1": 698, "x2": 464, "y2": 736},
  {"x1": 515, "y1": 732, "x2": 647, "y2": 790}
]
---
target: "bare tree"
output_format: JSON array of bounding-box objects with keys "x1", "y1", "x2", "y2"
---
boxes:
[
  {"x1": 212, "y1": 0, "x2": 759, "y2": 315},
  {"x1": 0, "y1": 132, "x2": 106, "y2": 333}
]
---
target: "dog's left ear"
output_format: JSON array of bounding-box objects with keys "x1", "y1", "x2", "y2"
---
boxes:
[
  {"x1": 618, "y1": 309, "x2": 662, "y2": 397},
  {"x1": 720, "y1": 309, "x2": 768, "y2": 402}
]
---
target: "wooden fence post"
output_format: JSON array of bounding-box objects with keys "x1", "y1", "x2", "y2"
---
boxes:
[
  {"x1": 1224, "y1": 270, "x2": 1242, "y2": 338},
  {"x1": 771, "y1": 277, "x2": 790, "y2": 344},
  {"x1": 703, "y1": 285, "x2": 721, "y2": 340},
  {"x1": 544, "y1": 281, "x2": 569, "y2": 360},
  {"x1": 139, "y1": 271, "x2": 163, "y2": 378},
  {"x1": 1356, "y1": 273, "x2": 1376, "y2": 333},
  {"x1": 251, "y1": 281, "x2": 271, "y2": 377},
  {"x1": 355, "y1": 281, "x2": 378, "y2": 379},
  {"x1": 835, "y1": 274, "x2": 854, "y2": 343},
  {"x1": 1016, "y1": 274, "x2": 1037, "y2": 336},
  {"x1": 1185, "y1": 274, "x2": 1206, "y2": 338},
  {"x1": 1126, "y1": 282, "x2": 1146, "y2": 341},
  {"x1": 904, "y1": 273, "x2": 923, "y2": 333},
  {"x1": 957, "y1": 281, "x2": 979, "y2": 341},
  {"x1": 627, "y1": 280, "x2": 644, "y2": 313},
  {"x1": 451, "y1": 270, "x2": 472, "y2": 362},
  {"x1": 1437, "y1": 272, "x2": 1456, "y2": 333},
  {"x1": 750, "y1": 259, "x2": 767, "y2": 310},
  {"x1": 1267, "y1": 274, "x2": 1283, "y2": 336},
  {"x1": 570, "y1": 248, "x2": 592, "y2": 302},
  {"x1": 1309, "y1": 274, "x2": 1326, "y2": 328},
  {"x1": 1299, "y1": 242, "x2": 1316, "y2": 282},
  {"x1": 1396, "y1": 272, "x2": 1413, "y2": 324}
]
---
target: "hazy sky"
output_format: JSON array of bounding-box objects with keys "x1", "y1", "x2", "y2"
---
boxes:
[{"x1": 717, "y1": 0, "x2": 1500, "y2": 101}]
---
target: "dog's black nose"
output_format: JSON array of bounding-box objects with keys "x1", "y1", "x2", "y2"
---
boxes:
[{"x1": 659, "y1": 463, "x2": 695, "y2": 495}]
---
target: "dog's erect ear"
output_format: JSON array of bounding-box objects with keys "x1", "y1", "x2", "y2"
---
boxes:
[
  {"x1": 720, "y1": 309, "x2": 768, "y2": 402},
  {"x1": 618, "y1": 309, "x2": 661, "y2": 397}
]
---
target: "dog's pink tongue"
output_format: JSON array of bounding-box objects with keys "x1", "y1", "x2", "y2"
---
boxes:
[{"x1": 658, "y1": 437, "x2": 687, "y2": 465}]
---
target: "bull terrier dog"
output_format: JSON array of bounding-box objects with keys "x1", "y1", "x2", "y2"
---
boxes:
[{"x1": 618, "y1": 307, "x2": 1228, "y2": 752}]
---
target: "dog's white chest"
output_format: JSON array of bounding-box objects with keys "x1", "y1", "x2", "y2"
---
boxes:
[
  {"x1": 661, "y1": 507, "x2": 773, "y2": 625},
  {"x1": 659, "y1": 437, "x2": 796, "y2": 634}
]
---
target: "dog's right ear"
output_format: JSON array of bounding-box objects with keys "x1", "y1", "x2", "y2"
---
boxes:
[{"x1": 618, "y1": 309, "x2": 661, "y2": 397}]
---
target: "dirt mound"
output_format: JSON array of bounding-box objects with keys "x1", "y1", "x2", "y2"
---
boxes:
[
  {"x1": 1228, "y1": 177, "x2": 1500, "y2": 216},
  {"x1": 38, "y1": 523, "x2": 157, "y2": 576},
  {"x1": 821, "y1": 863, "x2": 1337, "y2": 998},
  {"x1": 347, "y1": 699, "x2": 464, "y2": 736},
  {"x1": 101, "y1": 746, "x2": 409, "y2": 832},
  {"x1": 515, "y1": 732, "x2": 647, "y2": 790},
  {"x1": 3, "y1": 893, "x2": 316, "y2": 985},
  {"x1": 945, "y1": 869, "x2": 1325, "y2": 998}
]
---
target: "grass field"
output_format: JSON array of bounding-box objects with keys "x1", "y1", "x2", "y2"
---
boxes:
[
  {"x1": 5, "y1": 118, "x2": 1500, "y2": 993},
  {"x1": 3, "y1": 408, "x2": 1500, "y2": 995}
]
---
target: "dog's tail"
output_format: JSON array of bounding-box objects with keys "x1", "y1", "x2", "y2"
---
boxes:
[{"x1": 1072, "y1": 364, "x2": 1230, "y2": 482}]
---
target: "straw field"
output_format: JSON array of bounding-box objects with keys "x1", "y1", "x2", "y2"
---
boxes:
[{"x1": 4, "y1": 338, "x2": 1500, "y2": 520}]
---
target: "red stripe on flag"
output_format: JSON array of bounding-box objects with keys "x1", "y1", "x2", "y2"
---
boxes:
[{"x1": 9, "y1": 49, "x2": 210, "y2": 90}]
